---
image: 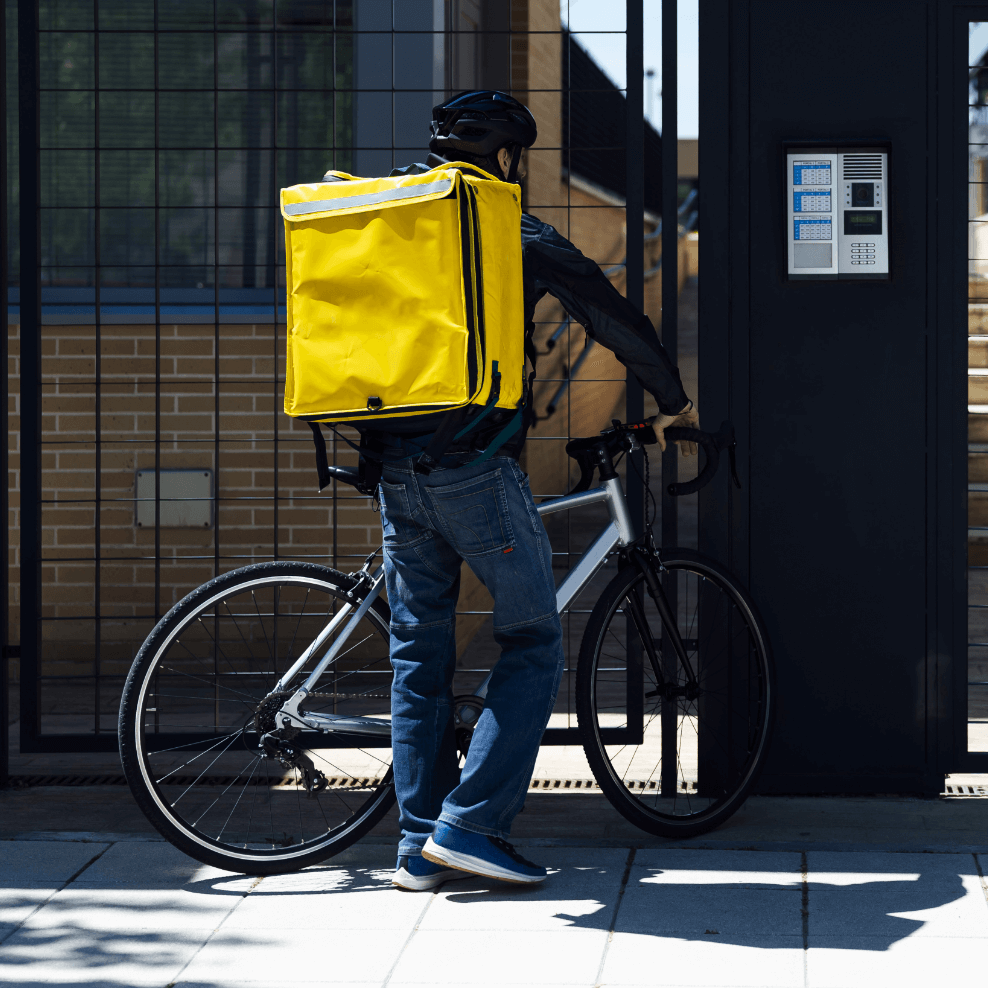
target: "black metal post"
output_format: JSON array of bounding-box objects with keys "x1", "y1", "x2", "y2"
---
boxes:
[
  {"x1": 626, "y1": 0, "x2": 644, "y2": 508},
  {"x1": 0, "y1": 0, "x2": 9, "y2": 788},
  {"x1": 660, "y1": 0, "x2": 679, "y2": 799},
  {"x1": 16, "y1": 0, "x2": 38, "y2": 756},
  {"x1": 624, "y1": 0, "x2": 647, "y2": 749}
]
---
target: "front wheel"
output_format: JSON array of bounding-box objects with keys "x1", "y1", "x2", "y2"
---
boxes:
[
  {"x1": 577, "y1": 549, "x2": 773, "y2": 838},
  {"x1": 118, "y1": 561, "x2": 396, "y2": 875}
]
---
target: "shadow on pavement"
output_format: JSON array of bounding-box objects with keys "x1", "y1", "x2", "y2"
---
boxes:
[{"x1": 437, "y1": 852, "x2": 979, "y2": 951}]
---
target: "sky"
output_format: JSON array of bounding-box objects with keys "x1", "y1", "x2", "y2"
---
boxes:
[
  {"x1": 560, "y1": 0, "x2": 700, "y2": 139},
  {"x1": 973, "y1": 21, "x2": 988, "y2": 66}
]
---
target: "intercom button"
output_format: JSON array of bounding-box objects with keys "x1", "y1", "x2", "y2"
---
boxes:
[{"x1": 851, "y1": 260, "x2": 860, "y2": 265}]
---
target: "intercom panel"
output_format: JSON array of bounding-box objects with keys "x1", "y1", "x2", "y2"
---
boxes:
[{"x1": 786, "y1": 146, "x2": 889, "y2": 280}]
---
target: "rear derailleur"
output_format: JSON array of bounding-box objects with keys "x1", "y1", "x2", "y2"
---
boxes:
[{"x1": 253, "y1": 690, "x2": 328, "y2": 795}]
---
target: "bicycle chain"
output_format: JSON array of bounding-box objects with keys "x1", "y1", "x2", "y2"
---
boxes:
[{"x1": 308, "y1": 691, "x2": 391, "y2": 701}]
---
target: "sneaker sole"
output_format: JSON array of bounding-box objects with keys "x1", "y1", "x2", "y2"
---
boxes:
[
  {"x1": 392, "y1": 866, "x2": 468, "y2": 892},
  {"x1": 422, "y1": 837, "x2": 546, "y2": 885}
]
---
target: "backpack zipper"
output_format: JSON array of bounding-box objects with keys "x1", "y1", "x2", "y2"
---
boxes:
[
  {"x1": 458, "y1": 182, "x2": 480, "y2": 397},
  {"x1": 467, "y1": 185, "x2": 487, "y2": 399}
]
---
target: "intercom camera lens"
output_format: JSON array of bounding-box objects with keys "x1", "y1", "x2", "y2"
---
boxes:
[{"x1": 851, "y1": 183, "x2": 874, "y2": 206}]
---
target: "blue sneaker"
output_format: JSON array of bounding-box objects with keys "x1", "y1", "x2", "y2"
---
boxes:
[
  {"x1": 392, "y1": 853, "x2": 470, "y2": 891},
  {"x1": 422, "y1": 822, "x2": 547, "y2": 884}
]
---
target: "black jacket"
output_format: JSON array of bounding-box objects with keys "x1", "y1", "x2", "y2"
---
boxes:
[
  {"x1": 520, "y1": 212, "x2": 689, "y2": 416},
  {"x1": 372, "y1": 163, "x2": 690, "y2": 459}
]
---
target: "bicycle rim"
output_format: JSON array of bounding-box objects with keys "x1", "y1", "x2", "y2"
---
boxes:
[
  {"x1": 119, "y1": 562, "x2": 395, "y2": 871},
  {"x1": 578, "y1": 551, "x2": 772, "y2": 835}
]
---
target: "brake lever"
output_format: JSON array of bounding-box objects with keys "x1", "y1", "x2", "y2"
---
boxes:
[{"x1": 727, "y1": 442, "x2": 742, "y2": 490}]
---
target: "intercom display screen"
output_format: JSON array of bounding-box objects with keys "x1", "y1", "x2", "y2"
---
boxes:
[{"x1": 843, "y1": 210, "x2": 882, "y2": 235}]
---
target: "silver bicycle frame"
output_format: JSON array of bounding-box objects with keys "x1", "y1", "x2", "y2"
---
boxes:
[{"x1": 277, "y1": 474, "x2": 637, "y2": 734}]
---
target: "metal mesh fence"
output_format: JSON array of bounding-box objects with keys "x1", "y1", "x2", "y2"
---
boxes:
[{"x1": 7, "y1": 0, "x2": 684, "y2": 753}]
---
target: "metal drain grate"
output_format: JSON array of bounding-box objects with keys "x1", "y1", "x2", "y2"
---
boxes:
[
  {"x1": 943, "y1": 784, "x2": 988, "y2": 796},
  {"x1": 7, "y1": 775, "x2": 130, "y2": 788},
  {"x1": 6, "y1": 774, "x2": 385, "y2": 790},
  {"x1": 529, "y1": 778, "x2": 600, "y2": 790}
]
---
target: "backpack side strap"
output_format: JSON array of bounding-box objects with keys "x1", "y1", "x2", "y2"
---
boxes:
[{"x1": 307, "y1": 421, "x2": 383, "y2": 496}]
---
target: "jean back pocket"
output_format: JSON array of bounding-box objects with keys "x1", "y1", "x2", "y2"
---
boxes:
[{"x1": 428, "y1": 469, "x2": 515, "y2": 557}]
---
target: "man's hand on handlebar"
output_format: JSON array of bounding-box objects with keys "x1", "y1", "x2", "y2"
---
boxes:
[{"x1": 654, "y1": 401, "x2": 700, "y2": 456}]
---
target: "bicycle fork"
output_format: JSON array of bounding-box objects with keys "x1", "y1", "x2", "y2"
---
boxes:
[{"x1": 625, "y1": 547, "x2": 699, "y2": 699}]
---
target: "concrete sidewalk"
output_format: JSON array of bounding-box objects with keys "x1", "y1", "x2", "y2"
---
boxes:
[
  {"x1": 1, "y1": 836, "x2": 988, "y2": 987},
  {"x1": 3, "y1": 787, "x2": 988, "y2": 988}
]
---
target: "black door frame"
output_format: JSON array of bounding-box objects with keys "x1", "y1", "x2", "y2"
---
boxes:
[{"x1": 698, "y1": 0, "x2": 984, "y2": 784}]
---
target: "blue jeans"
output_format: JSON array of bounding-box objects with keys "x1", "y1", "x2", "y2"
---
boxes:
[{"x1": 378, "y1": 453, "x2": 564, "y2": 856}]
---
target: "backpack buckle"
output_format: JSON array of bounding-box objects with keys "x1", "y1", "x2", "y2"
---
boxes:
[{"x1": 414, "y1": 453, "x2": 437, "y2": 476}]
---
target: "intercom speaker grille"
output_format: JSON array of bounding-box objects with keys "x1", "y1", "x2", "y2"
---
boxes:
[
  {"x1": 793, "y1": 243, "x2": 832, "y2": 268},
  {"x1": 841, "y1": 154, "x2": 883, "y2": 179}
]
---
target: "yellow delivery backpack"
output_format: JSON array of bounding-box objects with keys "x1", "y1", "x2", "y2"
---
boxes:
[{"x1": 281, "y1": 162, "x2": 526, "y2": 483}]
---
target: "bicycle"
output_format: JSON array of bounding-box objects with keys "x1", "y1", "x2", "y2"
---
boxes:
[{"x1": 118, "y1": 419, "x2": 772, "y2": 874}]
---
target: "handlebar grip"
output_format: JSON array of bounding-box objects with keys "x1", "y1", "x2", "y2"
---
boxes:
[{"x1": 662, "y1": 421, "x2": 737, "y2": 497}]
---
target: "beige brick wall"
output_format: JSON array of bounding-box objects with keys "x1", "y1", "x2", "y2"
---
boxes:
[{"x1": 9, "y1": 318, "x2": 382, "y2": 681}]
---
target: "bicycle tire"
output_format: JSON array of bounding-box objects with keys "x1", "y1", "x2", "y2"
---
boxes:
[
  {"x1": 118, "y1": 561, "x2": 396, "y2": 875},
  {"x1": 576, "y1": 548, "x2": 773, "y2": 838}
]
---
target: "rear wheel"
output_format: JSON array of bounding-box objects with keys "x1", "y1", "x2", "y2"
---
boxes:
[
  {"x1": 577, "y1": 549, "x2": 772, "y2": 838},
  {"x1": 118, "y1": 561, "x2": 396, "y2": 874}
]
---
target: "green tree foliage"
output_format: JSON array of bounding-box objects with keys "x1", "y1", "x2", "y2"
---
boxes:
[{"x1": 17, "y1": 0, "x2": 353, "y2": 291}]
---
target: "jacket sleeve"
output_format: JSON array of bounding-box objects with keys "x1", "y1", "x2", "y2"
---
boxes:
[{"x1": 527, "y1": 221, "x2": 690, "y2": 416}]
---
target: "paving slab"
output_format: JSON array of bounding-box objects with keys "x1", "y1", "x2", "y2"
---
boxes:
[
  {"x1": 632, "y1": 849, "x2": 802, "y2": 889},
  {"x1": 617, "y1": 884, "x2": 803, "y2": 938},
  {"x1": 807, "y1": 883, "x2": 988, "y2": 939},
  {"x1": 224, "y1": 877, "x2": 435, "y2": 931},
  {"x1": 601, "y1": 932, "x2": 806, "y2": 987},
  {"x1": 0, "y1": 888, "x2": 59, "y2": 934},
  {"x1": 179, "y1": 926, "x2": 413, "y2": 984},
  {"x1": 805, "y1": 849, "x2": 981, "y2": 886},
  {"x1": 421, "y1": 880, "x2": 619, "y2": 932},
  {"x1": 24, "y1": 886, "x2": 245, "y2": 932},
  {"x1": 805, "y1": 934, "x2": 988, "y2": 987},
  {"x1": 0, "y1": 924, "x2": 211, "y2": 986},
  {"x1": 388, "y1": 927, "x2": 611, "y2": 985},
  {"x1": 67, "y1": 841, "x2": 234, "y2": 888},
  {"x1": 0, "y1": 841, "x2": 110, "y2": 886}
]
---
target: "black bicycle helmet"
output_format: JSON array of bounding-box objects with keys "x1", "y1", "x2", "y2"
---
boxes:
[{"x1": 430, "y1": 90, "x2": 537, "y2": 180}]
